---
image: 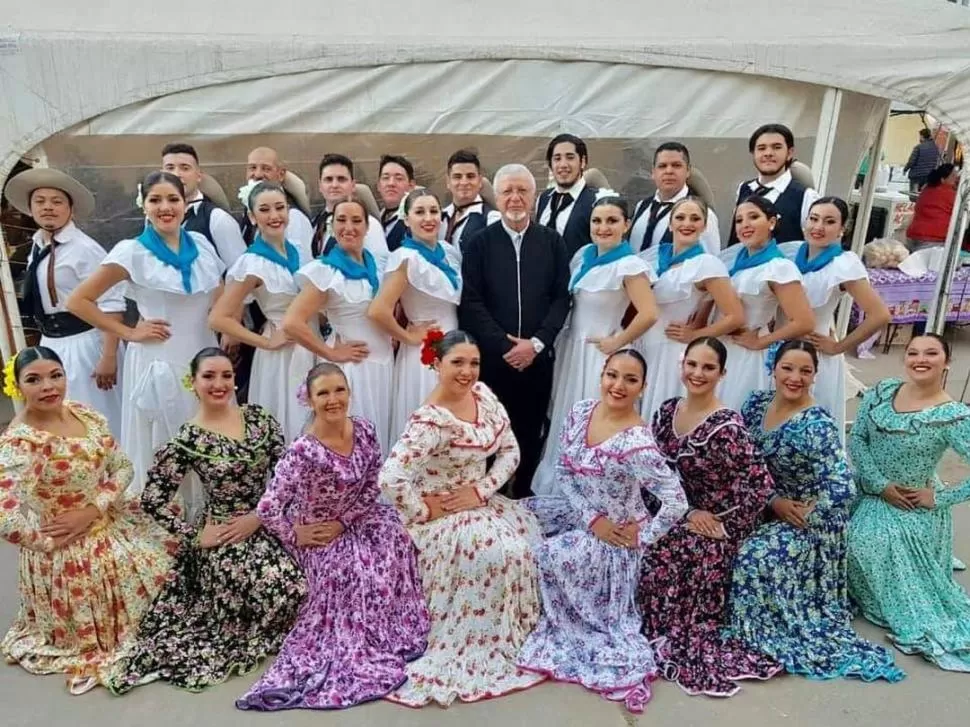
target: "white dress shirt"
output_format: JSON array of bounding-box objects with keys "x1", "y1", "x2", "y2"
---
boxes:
[
  {"x1": 630, "y1": 185, "x2": 721, "y2": 255},
  {"x1": 286, "y1": 207, "x2": 315, "y2": 262},
  {"x1": 735, "y1": 170, "x2": 820, "y2": 227},
  {"x1": 537, "y1": 178, "x2": 587, "y2": 236},
  {"x1": 441, "y1": 195, "x2": 501, "y2": 246},
  {"x1": 184, "y1": 191, "x2": 247, "y2": 268},
  {"x1": 28, "y1": 223, "x2": 126, "y2": 315}
]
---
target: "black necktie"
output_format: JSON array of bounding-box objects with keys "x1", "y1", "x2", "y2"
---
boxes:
[
  {"x1": 444, "y1": 203, "x2": 476, "y2": 244},
  {"x1": 641, "y1": 200, "x2": 674, "y2": 251},
  {"x1": 546, "y1": 191, "x2": 572, "y2": 230},
  {"x1": 751, "y1": 183, "x2": 773, "y2": 198},
  {"x1": 22, "y1": 240, "x2": 60, "y2": 318}
]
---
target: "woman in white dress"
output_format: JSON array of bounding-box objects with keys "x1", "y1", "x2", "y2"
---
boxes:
[
  {"x1": 67, "y1": 171, "x2": 224, "y2": 494},
  {"x1": 638, "y1": 198, "x2": 745, "y2": 421},
  {"x1": 208, "y1": 181, "x2": 316, "y2": 442},
  {"x1": 282, "y1": 196, "x2": 394, "y2": 453},
  {"x1": 718, "y1": 196, "x2": 815, "y2": 411},
  {"x1": 368, "y1": 188, "x2": 462, "y2": 441},
  {"x1": 778, "y1": 196, "x2": 889, "y2": 438},
  {"x1": 532, "y1": 194, "x2": 657, "y2": 496},
  {"x1": 4, "y1": 168, "x2": 126, "y2": 437}
]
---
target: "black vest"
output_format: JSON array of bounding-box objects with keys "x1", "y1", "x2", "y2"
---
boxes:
[
  {"x1": 729, "y1": 178, "x2": 809, "y2": 245},
  {"x1": 630, "y1": 199, "x2": 674, "y2": 250},
  {"x1": 385, "y1": 218, "x2": 407, "y2": 252},
  {"x1": 451, "y1": 203, "x2": 497, "y2": 251},
  {"x1": 182, "y1": 197, "x2": 218, "y2": 248}
]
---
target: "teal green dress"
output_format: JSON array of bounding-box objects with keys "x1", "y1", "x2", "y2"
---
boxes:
[
  {"x1": 847, "y1": 378, "x2": 970, "y2": 672},
  {"x1": 724, "y1": 391, "x2": 904, "y2": 683}
]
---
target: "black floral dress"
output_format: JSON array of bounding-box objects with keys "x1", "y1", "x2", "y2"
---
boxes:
[{"x1": 107, "y1": 405, "x2": 306, "y2": 693}]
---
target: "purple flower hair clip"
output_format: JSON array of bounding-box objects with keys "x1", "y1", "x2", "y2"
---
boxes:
[{"x1": 296, "y1": 382, "x2": 311, "y2": 408}]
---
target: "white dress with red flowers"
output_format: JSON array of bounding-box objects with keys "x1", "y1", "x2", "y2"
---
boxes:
[
  {"x1": 384, "y1": 245, "x2": 462, "y2": 443},
  {"x1": 379, "y1": 382, "x2": 545, "y2": 706}
]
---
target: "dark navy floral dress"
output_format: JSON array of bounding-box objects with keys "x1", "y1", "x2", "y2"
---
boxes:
[
  {"x1": 723, "y1": 391, "x2": 904, "y2": 684},
  {"x1": 107, "y1": 404, "x2": 306, "y2": 693},
  {"x1": 638, "y1": 400, "x2": 782, "y2": 697}
]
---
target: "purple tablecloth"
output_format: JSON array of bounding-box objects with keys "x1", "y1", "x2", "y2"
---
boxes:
[{"x1": 852, "y1": 267, "x2": 970, "y2": 356}]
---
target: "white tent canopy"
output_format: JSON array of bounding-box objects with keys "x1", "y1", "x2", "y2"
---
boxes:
[{"x1": 2, "y1": 0, "x2": 970, "y2": 182}]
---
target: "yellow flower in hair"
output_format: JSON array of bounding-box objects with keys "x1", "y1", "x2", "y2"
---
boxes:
[
  {"x1": 181, "y1": 370, "x2": 195, "y2": 392},
  {"x1": 3, "y1": 356, "x2": 23, "y2": 401}
]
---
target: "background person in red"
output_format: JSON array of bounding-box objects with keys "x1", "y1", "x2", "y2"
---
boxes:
[{"x1": 906, "y1": 163, "x2": 958, "y2": 252}]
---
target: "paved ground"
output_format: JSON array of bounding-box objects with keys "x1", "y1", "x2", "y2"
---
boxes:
[{"x1": 3, "y1": 326, "x2": 970, "y2": 726}]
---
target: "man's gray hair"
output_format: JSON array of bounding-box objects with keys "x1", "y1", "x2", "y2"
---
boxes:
[{"x1": 493, "y1": 164, "x2": 537, "y2": 193}]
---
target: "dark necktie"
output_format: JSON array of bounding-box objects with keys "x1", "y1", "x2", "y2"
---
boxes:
[
  {"x1": 22, "y1": 239, "x2": 61, "y2": 318},
  {"x1": 546, "y1": 191, "x2": 572, "y2": 230},
  {"x1": 641, "y1": 200, "x2": 674, "y2": 251},
  {"x1": 751, "y1": 183, "x2": 773, "y2": 198},
  {"x1": 444, "y1": 203, "x2": 476, "y2": 244},
  {"x1": 311, "y1": 210, "x2": 332, "y2": 258}
]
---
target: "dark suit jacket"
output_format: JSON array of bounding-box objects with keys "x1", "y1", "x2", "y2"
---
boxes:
[{"x1": 536, "y1": 184, "x2": 598, "y2": 260}]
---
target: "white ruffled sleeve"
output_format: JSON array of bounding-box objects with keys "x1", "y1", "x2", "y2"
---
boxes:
[
  {"x1": 573, "y1": 254, "x2": 652, "y2": 293},
  {"x1": 103, "y1": 235, "x2": 223, "y2": 294},
  {"x1": 384, "y1": 247, "x2": 462, "y2": 303},
  {"x1": 227, "y1": 252, "x2": 299, "y2": 295},
  {"x1": 295, "y1": 260, "x2": 373, "y2": 304},
  {"x1": 762, "y1": 257, "x2": 802, "y2": 285}
]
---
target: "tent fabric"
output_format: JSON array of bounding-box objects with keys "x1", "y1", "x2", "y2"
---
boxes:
[{"x1": 2, "y1": 0, "x2": 969, "y2": 180}]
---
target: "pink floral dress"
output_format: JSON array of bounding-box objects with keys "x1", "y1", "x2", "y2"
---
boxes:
[{"x1": 379, "y1": 382, "x2": 545, "y2": 706}]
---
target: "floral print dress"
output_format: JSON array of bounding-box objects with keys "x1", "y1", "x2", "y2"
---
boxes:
[
  {"x1": 379, "y1": 382, "x2": 545, "y2": 707},
  {"x1": 106, "y1": 404, "x2": 306, "y2": 693},
  {"x1": 847, "y1": 378, "x2": 970, "y2": 672},
  {"x1": 237, "y1": 417, "x2": 430, "y2": 710},
  {"x1": 0, "y1": 403, "x2": 173, "y2": 693},
  {"x1": 638, "y1": 400, "x2": 782, "y2": 697},
  {"x1": 518, "y1": 399, "x2": 688, "y2": 713},
  {"x1": 724, "y1": 391, "x2": 904, "y2": 683}
]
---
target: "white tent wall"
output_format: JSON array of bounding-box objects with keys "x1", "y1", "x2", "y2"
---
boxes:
[{"x1": 42, "y1": 61, "x2": 885, "y2": 246}]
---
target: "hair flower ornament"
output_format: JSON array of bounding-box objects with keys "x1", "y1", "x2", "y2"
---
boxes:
[
  {"x1": 237, "y1": 179, "x2": 261, "y2": 212},
  {"x1": 594, "y1": 188, "x2": 620, "y2": 202},
  {"x1": 180, "y1": 370, "x2": 195, "y2": 392},
  {"x1": 3, "y1": 356, "x2": 23, "y2": 401},
  {"x1": 419, "y1": 328, "x2": 445, "y2": 369},
  {"x1": 295, "y1": 382, "x2": 311, "y2": 408},
  {"x1": 396, "y1": 191, "x2": 410, "y2": 223},
  {"x1": 134, "y1": 183, "x2": 144, "y2": 211},
  {"x1": 763, "y1": 340, "x2": 784, "y2": 377}
]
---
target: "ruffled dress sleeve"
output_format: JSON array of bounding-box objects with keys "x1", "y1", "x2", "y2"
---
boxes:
[
  {"x1": 572, "y1": 253, "x2": 653, "y2": 293},
  {"x1": 141, "y1": 428, "x2": 199, "y2": 540},
  {"x1": 379, "y1": 409, "x2": 449, "y2": 526},
  {"x1": 76, "y1": 403, "x2": 133, "y2": 514},
  {"x1": 848, "y1": 381, "x2": 895, "y2": 496},
  {"x1": 627, "y1": 428, "x2": 689, "y2": 547},
  {"x1": 473, "y1": 384, "x2": 521, "y2": 500},
  {"x1": 295, "y1": 259, "x2": 373, "y2": 304},
  {"x1": 0, "y1": 432, "x2": 45, "y2": 551},
  {"x1": 103, "y1": 235, "x2": 224, "y2": 294},
  {"x1": 337, "y1": 418, "x2": 383, "y2": 527},
  {"x1": 227, "y1": 251, "x2": 299, "y2": 296},
  {"x1": 257, "y1": 439, "x2": 304, "y2": 551},
  {"x1": 932, "y1": 406, "x2": 970, "y2": 509},
  {"x1": 384, "y1": 247, "x2": 462, "y2": 304}
]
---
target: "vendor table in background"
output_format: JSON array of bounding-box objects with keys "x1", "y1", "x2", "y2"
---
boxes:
[{"x1": 851, "y1": 267, "x2": 970, "y2": 356}]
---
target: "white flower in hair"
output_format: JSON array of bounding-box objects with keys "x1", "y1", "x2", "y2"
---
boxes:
[
  {"x1": 134, "y1": 183, "x2": 144, "y2": 211},
  {"x1": 237, "y1": 179, "x2": 261, "y2": 212},
  {"x1": 594, "y1": 188, "x2": 620, "y2": 202}
]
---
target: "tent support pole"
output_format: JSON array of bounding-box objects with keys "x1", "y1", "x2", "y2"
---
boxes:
[
  {"x1": 811, "y1": 88, "x2": 843, "y2": 195},
  {"x1": 836, "y1": 106, "x2": 890, "y2": 338},
  {"x1": 926, "y1": 172, "x2": 969, "y2": 333},
  {"x1": 0, "y1": 226, "x2": 29, "y2": 414}
]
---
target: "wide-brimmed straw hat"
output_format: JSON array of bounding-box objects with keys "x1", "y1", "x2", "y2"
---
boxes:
[
  {"x1": 283, "y1": 171, "x2": 312, "y2": 214},
  {"x1": 4, "y1": 167, "x2": 96, "y2": 218},
  {"x1": 198, "y1": 174, "x2": 231, "y2": 211}
]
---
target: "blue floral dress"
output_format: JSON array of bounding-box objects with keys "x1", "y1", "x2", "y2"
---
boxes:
[
  {"x1": 518, "y1": 399, "x2": 688, "y2": 713},
  {"x1": 847, "y1": 378, "x2": 970, "y2": 672},
  {"x1": 724, "y1": 391, "x2": 904, "y2": 683}
]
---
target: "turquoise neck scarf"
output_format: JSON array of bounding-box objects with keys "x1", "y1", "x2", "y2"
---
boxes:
[
  {"x1": 136, "y1": 223, "x2": 198, "y2": 293},
  {"x1": 569, "y1": 241, "x2": 634, "y2": 292}
]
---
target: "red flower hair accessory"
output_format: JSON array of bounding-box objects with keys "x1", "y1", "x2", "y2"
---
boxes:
[{"x1": 419, "y1": 328, "x2": 445, "y2": 369}]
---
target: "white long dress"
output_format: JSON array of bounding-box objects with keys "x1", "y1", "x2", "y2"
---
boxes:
[
  {"x1": 531, "y1": 249, "x2": 651, "y2": 497},
  {"x1": 718, "y1": 252, "x2": 802, "y2": 411},
  {"x1": 638, "y1": 253, "x2": 730, "y2": 422},
  {"x1": 101, "y1": 233, "x2": 224, "y2": 494},
  {"x1": 27, "y1": 223, "x2": 126, "y2": 437},
  {"x1": 778, "y1": 244, "x2": 868, "y2": 441},
  {"x1": 296, "y1": 260, "x2": 395, "y2": 454},
  {"x1": 227, "y1": 250, "x2": 317, "y2": 443},
  {"x1": 386, "y1": 245, "x2": 462, "y2": 442}
]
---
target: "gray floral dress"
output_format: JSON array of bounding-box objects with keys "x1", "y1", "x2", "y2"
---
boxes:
[{"x1": 107, "y1": 404, "x2": 306, "y2": 693}]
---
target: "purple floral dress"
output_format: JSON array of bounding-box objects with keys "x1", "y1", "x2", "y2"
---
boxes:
[
  {"x1": 518, "y1": 399, "x2": 688, "y2": 713},
  {"x1": 637, "y1": 399, "x2": 782, "y2": 697},
  {"x1": 237, "y1": 417, "x2": 430, "y2": 710}
]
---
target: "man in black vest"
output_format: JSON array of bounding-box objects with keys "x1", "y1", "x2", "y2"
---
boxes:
[
  {"x1": 161, "y1": 143, "x2": 246, "y2": 266},
  {"x1": 377, "y1": 154, "x2": 416, "y2": 252},
  {"x1": 728, "y1": 123, "x2": 820, "y2": 245},
  {"x1": 536, "y1": 133, "x2": 598, "y2": 260},
  {"x1": 630, "y1": 142, "x2": 721, "y2": 254},
  {"x1": 241, "y1": 147, "x2": 315, "y2": 257},
  {"x1": 459, "y1": 163, "x2": 571, "y2": 498},
  {"x1": 441, "y1": 149, "x2": 500, "y2": 251},
  {"x1": 310, "y1": 153, "x2": 389, "y2": 267}
]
